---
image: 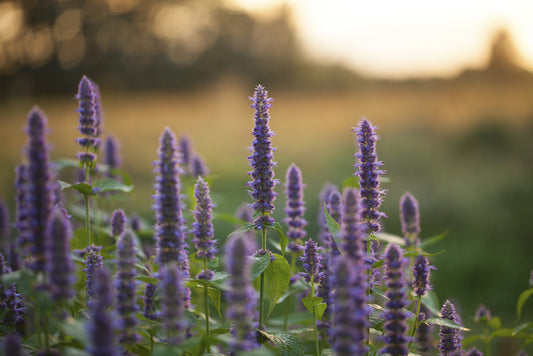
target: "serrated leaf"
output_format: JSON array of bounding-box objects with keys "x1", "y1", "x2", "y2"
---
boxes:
[
  {"x1": 375, "y1": 232, "x2": 405, "y2": 246},
  {"x1": 271, "y1": 222, "x2": 288, "y2": 256},
  {"x1": 265, "y1": 254, "x2": 291, "y2": 316},
  {"x1": 420, "y1": 231, "x2": 448, "y2": 249},
  {"x1": 258, "y1": 330, "x2": 304, "y2": 356},
  {"x1": 426, "y1": 317, "x2": 470, "y2": 331},
  {"x1": 251, "y1": 253, "x2": 272, "y2": 281},
  {"x1": 323, "y1": 203, "x2": 342, "y2": 252},
  {"x1": 208, "y1": 287, "x2": 222, "y2": 318},
  {"x1": 93, "y1": 178, "x2": 133, "y2": 193},
  {"x1": 517, "y1": 288, "x2": 533, "y2": 319},
  {"x1": 421, "y1": 290, "x2": 440, "y2": 316},
  {"x1": 302, "y1": 295, "x2": 326, "y2": 320},
  {"x1": 58, "y1": 180, "x2": 94, "y2": 195},
  {"x1": 227, "y1": 223, "x2": 256, "y2": 239}
]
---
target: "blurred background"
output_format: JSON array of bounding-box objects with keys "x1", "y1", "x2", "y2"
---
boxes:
[{"x1": 1, "y1": 0, "x2": 533, "y2": 350}]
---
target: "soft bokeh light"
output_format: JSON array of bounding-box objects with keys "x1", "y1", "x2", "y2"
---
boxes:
[{"x1": 230, "y1": 0, "x2": 533, "y2": 78}]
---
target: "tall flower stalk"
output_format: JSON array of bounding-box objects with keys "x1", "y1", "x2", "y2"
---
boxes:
[
  {"x1": 300, "y1": 239, "x2": 322, "y2": 356},
  {"x1": 76, "y1": 76, "x2": 100, "y2": 246},
  {"x1": 354, "y1": 119, "x2": 386, "y2": 252},
  {"x1": 400, "y1": 192, "x2": 421, "y2": 247},
  {"x1": 247, "y1": 84, "x2": 278, "y2": 329},
  {"x1": 160, "y1": 264, "x2": 186, "y2": 345},
  {"x1": 438, "y1": 300, "x2": 463, "y2": 355},
  {"x1": 192, "y1": 176, "x2": 217, "y2": 337},
  {"x1": 25, "y1": 108, "x2": 55, "y2": 274},
  {"x1": 410, "y1": 254, "x2": 433, "y2": 347}
]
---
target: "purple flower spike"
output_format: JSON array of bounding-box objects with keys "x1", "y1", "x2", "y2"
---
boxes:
[
  {"x1": 225, "y1": 234, "x2": 258, "y2": 352},
  {"x1": 25, "y1": 108, "x2": 55, "y2": 273},
  {"x1": 191, "y1": 154, "x2": 210, "y2": 178},
  {"x1": 412, "y1": 254, "x2": 433, "y2": 297},
  {"x1": 4, "y1": 333, "x2": 24, "y2": 356},
  {"x1": 354, "y1": 119, "x2": 386, "y2": 235},
  {"x1": 438, "y1": 300, "x2": 463, "y2": 355},
  {"x1": 87, "y1": 268, "x2": 118, "y2": 356},
  {"x1": 192, "y1": 177, "x2": 217, "y2": 280},
  {"x1": 400, "y1": 192, "x2": 421, "y2": 246},
  {"x1": 92, "y1": 80, "x2": 104, "y2": 142},
  {"x1": 153, "y1": 128, "x2": 187, "y2": 267},
  {"x1": 0, "y1": 198, "x2": 9, "y2": 252},
  {"x1": 0, "y1": 254, "x2": 25, "y2": 328},
  {"x1": 178, "y1": 135, "x2": 192, "y2": 171},
  {"x1": 45, "y1": 207, "x2": 75, "y2": 303},
  {"x1": 110, "y1": 209, "x2": 127, "y2": 237},
  {"x1": 78, "y1": 245, "x2": 104, "y2": 308},
  {"x1": 115, "y1": 231, "x2": 141, "y2": 345},
  {"x1": 76, "y1": 76, "x2": 99, "y2": 170},
  {"x1": 381, "y1": 243, "x2": 410, "y2": 356},
  {"x1": 143, "y1": 283, "x2": 157, "y2": 321},
  {"x1": 104, "y1": 135, "x2": 121, "y2": 178},
  {"x1": 14, "y1": 164, "x2": 30, "y2": 259},
  {"x1": 466, "y1": 347, "x2": 483, "y2": 356},
  {"x1": 160, "y1": 264, "x2": 186, "y2": 345},
  {"x1": 340, "y1": 188, "x2": 365, "y2": 263},
  {"x1": 331, "y1": 255, "x2": 369, "y2": 355},
  {"x1": 284, "y1": 164, "x2": 307, "y2": 253},
  {"x1": 318, "y1": 183, "x2": 340, "y2": 253},
  {"x1": 474, "y1": 305, "x2": 492, "y2": 322},
  {"x1": 300, "y1": 239, "x2": 321, "y2": 284},
  {"x1": 416, "y1": 305, "x2": 433, "y2": 353},
  {"x1": 130, "y1": 213, "x2": 142, "y2": 232},
  {"x1": 247, "y1": 85, "x2": 278, "y2": 230}
]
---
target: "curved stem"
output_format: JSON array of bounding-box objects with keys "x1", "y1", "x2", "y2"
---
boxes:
[
  {"x1": 203, "y1": 260, "x2": 211, "y2": 352},
  {"x1": 311, "y1": 282, "x2": 320, "y2": 356}
]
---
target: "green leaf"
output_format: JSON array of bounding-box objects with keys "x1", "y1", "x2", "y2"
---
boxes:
[
  {"x1": 513, "y1": 322, "x2": 533, "y2": 335},
  {"x1": 420, "y1": 231, "x2": 448, "y2": 249},
  {"x1": 321, "y1": 349, "x2": 334, "y2": 356},
  {"x1": 58, "y1": 180, "x2": 94, "y2": 195},
  {"x1": 265, "y1": 254, "x2": 291, "y2": 316},
  {"x1": 374, "y1": 232, "x2": 405, "y2": 246},
  {"x1": 323, "y1": 203, "x2": 342, "y2": 251},
  {"x1": 93, "y1": 178, "x2": 133, "y2": 193},
  {"x1": 58, "y1": 317, "x2": 89, "y2": 347},
  {"x1": 226, "y1": 223, "x2": 256, "y2": 239},
  {"x1": 258, "y1": 330, "x2": 304, "y2": 356},
  {"x1": 251, "y1": 253, "x2": 272, "y2": 281},
  {"x1": 517, "y1": 288, "x2": 533, "y2": 319},
  {"x1": 271, "y1": 222, "x2": 289, "y2": 256},
  {"x1": 342, "y1": 176, "x2": 359, "y2": 189},
  {"x1": 426, "y1": 317, "x2": 470, "y2": 331},
  {"x1": 239, "y1": 348, "x2": 276, "y2": 356},
  {"x1": 491, "y1": 328, "x2": 515, "y2": 337},
  {"x1": 421, "y1": 290, "x2": 441, "y2": 316},
  {"x1": 208, "y1": 287, "x2": 222, "y2": 318},
  {"x1": 301, "y1": 295, "x2": 327, "y2": 320},
  {"x1": 488, "y1": 316, "x2": 501, "y2": 330},
  {"x1": 137, "y1": 275, "x2": 158, "y2": 285}
]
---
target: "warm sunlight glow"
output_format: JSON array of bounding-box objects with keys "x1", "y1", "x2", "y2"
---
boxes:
[{"x1": 229, "y1": 0, "x2": 533, "y2": 78}]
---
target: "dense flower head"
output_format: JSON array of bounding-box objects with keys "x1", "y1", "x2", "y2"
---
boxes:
[
  {"x1": 300, "y1": 239, "x2": 322, "y2": 283},
  {"x1": 25, "y1": 108, "x2": 55, "y2": 273},
  {"x1": 159, "y1": 264, "x2": 187, "y2": 345},
  {"x1": 438, "y1": 300, "x2": 463, "y2": 355},
  {"x1": 400, "y1": 192, "x2": 421, "y2": 246},
  {"x1": 192, "y1": 177, "x2": 217, "y2": 262},
  {"x1": 191, "y1": 154, "x2": 209, "y2": 177},
  {"x1": 14, "y1": 164, "x2": 30, "y2": 258},
  {"x1": 416, "y1": 304, "x2": 433, "y2": 353},
  {"x1": 317, "y1": 183, "x2": 339, "y2": 251},
  {"x1": 104, "y1": 135, "x2": 121, "y2": 177},
  {"x1": 143, "y1": 283, "x2": 157, "y2": 321},
  {"x1": 381, "y1": 243, "x2": 410, "y2": 355},
  {"x1": 153, "y1": 127, "x2": 187, "y2": 267},
  {"x1": 354, "y1": 119, "x2": 386, "y2": 234},
  {"x1": 78, "y1": 245, "x2": 104, "y2": 308},
  {"x1": 412, "y1": 254, "x2": 433, "y2": 297},
  {"x1": 178, "y1": 135, "x2": 192, "y2": 170},
  {"x1": 45, "y1": 207, "x2": 75, "y2": 303},
  {"x1": 76, "y1": 76, "x2": 100, "y2": 169},
  {"x1": 247, "y1": 84, "x2": 278, "y2": 230},
  {"x1": 92, "y1": 80, "x2": 104, "y2": 141},
  {"x1": 4, "y1": 333, "x2": 24, "y2": 356},
  {"x1": 0, "y1": 253, "x2": 25, "y2": 328},
  {"x1": 110, "y1": 209, "x2": 127, "y2": 237},
  {"x1": 0, "y1": 198, "x2": 8, "y2": 252},
  {"x1": 115, "y1": 231, "x2": 141, "y2": 345},
  {"x1": 284, "y1": 163, "x2": 307, "y2": 252},
  {"x1": 341, "y1": 187, "x2": 365, "y2": 263},
  {"x1": 225, "y1": 234, "x2": 258, "y2": 352},
  {"x1": 317, "y1": 252, "x2": 332, "y2": 332},
  {"x1": 330, "y1": 254, "x2": 369, "y2": 355},
  {"x1": 130, "y1": 213, "x2": 142, "y2": 232},
  {"x1": 87, "y1": 268, "x2": 118, "y2": 356}
]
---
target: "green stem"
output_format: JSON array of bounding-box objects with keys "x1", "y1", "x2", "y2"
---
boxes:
[
  {"x1": 311, "y1": 282, "x2": 320, "y2": 356},
  {"x1": 84, "y1": 194, "x2": 91, "y2": 246},
  {"x1": 44, "y1": 312, "x2": 50, "y2": 351},
  {"x1": 34, "y1": 306, "x2": 42, "y2": 350},
  {"x1": 259, "y1": 228, "x2": 267, "y2": 330},
  {"x1": 283, "y1": 252, "x2": 297, "y2": 331},
  {"x1": 408, "y1": 295, "x2": 422, "y2": 350},
  {"x1": 203, "y1": 260, "x2": 211, "y2": 352}
]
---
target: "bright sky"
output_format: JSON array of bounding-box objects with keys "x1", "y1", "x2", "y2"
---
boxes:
[{"x1": 229, "y1": 0, "x2": 533, "y2": 78}]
